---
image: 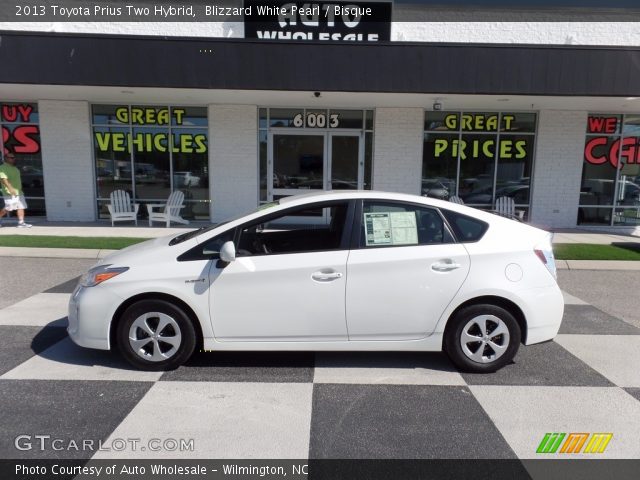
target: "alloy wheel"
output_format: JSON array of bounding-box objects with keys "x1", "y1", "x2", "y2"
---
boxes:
[
  {"x1": 460, "y1": 314, "x2": 510, "y2": 364},
  {"x1": 128, "y1": 312, "x2": 182, "y2": 362}
]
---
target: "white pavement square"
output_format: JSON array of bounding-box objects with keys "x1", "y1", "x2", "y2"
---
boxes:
[
  {"x1": 471, "y1": 386, "x2": 640, "y2": 459},
  {"x1": 92, "y1": 382, "x2": 314, "y2": 459},
  {"x1": 1, "y1": 337, "x2": 163, "y2": 382},
  {"x1": 0, "y1": 292, "x2": 69, "y2": 326},
  {"x1": 555, "y1": 335, "x2": 640, "y2": 388},
  {"x1": 313, "y1": 353, "x2": 466, "y2": 385},
  {"x1": 561, "y1": 290, "x2": 588, "y2": 305}
]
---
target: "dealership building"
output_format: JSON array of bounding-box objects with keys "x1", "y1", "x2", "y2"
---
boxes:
[{"x1": 1, "y1": 2, "x2": 640, "y2": 234}]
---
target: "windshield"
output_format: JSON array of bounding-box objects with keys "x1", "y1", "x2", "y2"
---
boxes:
[{"x1": 168, "y1": 200, "x2": 281, "y2": 246}]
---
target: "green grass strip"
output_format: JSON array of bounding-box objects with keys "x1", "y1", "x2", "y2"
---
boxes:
[
  {"x1": 0, "y1": 235, "x2": 150, "y2": 250},
  {"x1": 0, "y1": 236, "x2": 638, "y2": 259},
  {"x1": 554, "y1": 243, "x2": 640, "y2": 261}
]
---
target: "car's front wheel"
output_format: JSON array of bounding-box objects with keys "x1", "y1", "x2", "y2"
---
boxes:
[
  {"x1": 116, "y1": 299, "x2": 196, "y2": 371},
  {"x1": 444, "y1": 304, "x2": 521, "y2": 373}
]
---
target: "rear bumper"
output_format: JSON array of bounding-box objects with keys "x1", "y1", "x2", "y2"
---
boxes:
[
  {"x1": 520, "y1": 284, "x2": 564, "y2": 345},
  {"x1": 67, "y1": 285, "x2": 120, "y2": 350}
]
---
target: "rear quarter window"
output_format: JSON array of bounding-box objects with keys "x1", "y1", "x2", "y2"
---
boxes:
[{"x1": 441, "y1": 209, "x2": 489, "y2": 243}]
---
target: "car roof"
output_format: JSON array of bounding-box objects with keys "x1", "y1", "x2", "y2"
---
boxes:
[{"x1": 276, "y1": 190, "x2": 499, "y2": 221}]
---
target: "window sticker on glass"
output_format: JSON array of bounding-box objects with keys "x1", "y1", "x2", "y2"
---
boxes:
[{"x1": 364, "y1": 212, "x2": 418, "y2": 246}]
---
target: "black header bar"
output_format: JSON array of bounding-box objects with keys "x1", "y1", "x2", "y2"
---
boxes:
[{"x1": 1, "y1": 31, "x2": 640, "y2": 96}]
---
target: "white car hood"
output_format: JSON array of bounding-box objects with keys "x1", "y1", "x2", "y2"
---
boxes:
[{"x1": 96, "y1": 235, "x2": 177, "y2": 267}]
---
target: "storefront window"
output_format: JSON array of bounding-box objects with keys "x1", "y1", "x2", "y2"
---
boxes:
[
  {"x1": 0, "y1": 103, "x2": 45, "y2": 216},
  {"x1": 423, "y1": 111, "x2": 536, "y2": 219},
  {"x1": 94, "y1": 126, "x2": 132, "y2": 200},
  {"x1": 579, "y1": 114, "x2": 640, "y2": 226},
  {"x1": 92, "y1": 105, "x2": 209, "y2": 220}
]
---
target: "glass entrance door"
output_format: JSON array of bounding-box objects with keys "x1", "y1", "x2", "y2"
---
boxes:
[
  {"x1": 268, "y1": 131, "x2": 363, "y2": 201},
  {"x1": 329, "y1": 132, "x2": 362, "y2": 190}
]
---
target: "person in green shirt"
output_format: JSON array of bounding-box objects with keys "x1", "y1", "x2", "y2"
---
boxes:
[{"x1": 0, "y1": 152, "x2": 32, "y2": 228}]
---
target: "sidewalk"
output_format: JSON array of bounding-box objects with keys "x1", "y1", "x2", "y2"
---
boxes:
[
  {"x1": 0, "y1": 219, "x2": 193, "y2": 238},
  {"x1": 551, "y1": 230, "x2": 639, "y2": 245},
  {"x1": 0, "y1": 222, "x2": 638, "y2": 270}
]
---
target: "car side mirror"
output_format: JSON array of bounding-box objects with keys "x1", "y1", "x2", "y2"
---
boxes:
[{"x1": 218, "y1": 241, "x2": 236, "y2": 264}]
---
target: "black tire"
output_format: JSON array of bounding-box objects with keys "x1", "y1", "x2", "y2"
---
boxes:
[
  {"x1": 116, "y1": 299, "x2": 196, "y2": 371},
  {"x1": 444, "y1": 304, "x2": 521, "y2": 373}
]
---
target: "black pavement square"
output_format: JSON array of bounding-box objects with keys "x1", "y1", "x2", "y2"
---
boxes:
[
  {"x1": 159, "y1": 351, "x2": 315, "y2": 382},
  {"x1": 461, "y1": 341, "x2": 613, "y2": 387},
  {"x1": 0, "y1": 380, "x2": 152, "y2": 459},
  {"x1": 0, "y1": 326, "x2": 67, "y2": 376},
  {"x1": 625, "y1": 388, "x2": 640, "y2": 403},
  {"x1": 559, "y1": 305, "x2": 640, "y2": 335},
  {"x1": 309, "y1": 384, "x2": 517, "y2": 459},
  {"x1": 44, "y1": 277, "x2": 80, "y2": 294}
]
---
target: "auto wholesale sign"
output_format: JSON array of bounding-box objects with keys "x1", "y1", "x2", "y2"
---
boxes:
[{"x1": 244, "y1": 1, "x2": 392, "y2": 42}]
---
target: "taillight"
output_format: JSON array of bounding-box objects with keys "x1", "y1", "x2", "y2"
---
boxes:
[
  {"x1": 534, "y1": 249, "x2": 547, "y2": 264},
  {"x1": 534, "y1": 234, "x2": 557, "y2": 279}
]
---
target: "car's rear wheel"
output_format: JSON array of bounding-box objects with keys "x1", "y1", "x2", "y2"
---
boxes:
[
  {"x1": 116, "y1": 299, "x2": 196, "y2": 371},
  {"x1": 444, "y1": 304, "x2": 521, "y2": 373}
]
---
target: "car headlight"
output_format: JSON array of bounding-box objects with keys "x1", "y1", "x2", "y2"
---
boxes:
[{"x1": 79, "y1": 265, "x2": 129, "y2": 287}]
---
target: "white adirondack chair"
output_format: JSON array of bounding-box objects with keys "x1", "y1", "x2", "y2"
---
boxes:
[
  {"x1": 449, "y1": 195, "x2": 464, "y2": 205},
  {"x1": 107, "y1": 190, "x2": 139, "y2": 226},
  {"x1": 147, "y1": 191, "x2": 190, "y2": 227},
  {"x1": 495, "y1": 196, "x2": 525, "y2": 221}
]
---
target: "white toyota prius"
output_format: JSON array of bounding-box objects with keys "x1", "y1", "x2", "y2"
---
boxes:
[{"x1": 69, "y1": 191, "x2": 563, "y2": 373}]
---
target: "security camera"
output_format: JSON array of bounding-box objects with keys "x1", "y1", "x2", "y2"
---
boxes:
[
  {"x1": 433, "y1": 101, "x2": 442, "y2": 111},
  {"x1": 314, "y1": 91, "x2": 321, "y2": 98}
]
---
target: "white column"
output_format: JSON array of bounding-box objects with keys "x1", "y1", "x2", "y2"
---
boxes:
[
  {"x1": 530, "y1": 110, "x2": 587, "y2": 229},
  {"x1": 39, "y1": 100, "x2": 96, "y2": 221},
  {"x1": 208, "y1": 105, "x2": 258, "y2": 223},
  {"x1": 372, "y1": 107, "x2": 424, "y2": 194}
]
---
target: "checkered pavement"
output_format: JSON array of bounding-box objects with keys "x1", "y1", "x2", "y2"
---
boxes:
[{"x1": 1, "y1": 277, "x2": 640, "y2": 461}]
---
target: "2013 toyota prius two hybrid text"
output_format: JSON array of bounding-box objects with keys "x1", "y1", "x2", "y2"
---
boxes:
[{"x1": 69, "y1": 191, "x2": 563, "y2": 373}]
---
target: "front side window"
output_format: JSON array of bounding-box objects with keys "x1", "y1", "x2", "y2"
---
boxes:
[
  {"x1": 360, "y1": 201, "x2": 450, "y2": 248},
  {"x1": 237, "y1": 201, "x2": 350, "y2": 256},
  {"x1": 178, "y1": 228, "x2": 235, "y2": 262}
]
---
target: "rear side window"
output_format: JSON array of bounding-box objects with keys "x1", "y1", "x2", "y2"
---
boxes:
[
  {"x1": 360, "y1": 201, "x2": 453, "y2": 248},
  {"x1": 441, "y1": 209, "x2": 489, "y2": 242}
]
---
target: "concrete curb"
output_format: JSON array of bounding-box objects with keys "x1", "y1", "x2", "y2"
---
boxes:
[
  {"x1": 0, "y1": 247, "x2": 117, "y2": 259},
  {"x1": 556, "y1": 259, "x2": 640, "y2": 271},
  {"x1": 0, "y1": 246, "x2": 639, "y2": 270}
]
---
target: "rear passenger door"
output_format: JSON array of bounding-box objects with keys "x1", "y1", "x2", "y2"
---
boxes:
[{"x1": 346, "y1": 200, "x2": 470, "y2": 340}]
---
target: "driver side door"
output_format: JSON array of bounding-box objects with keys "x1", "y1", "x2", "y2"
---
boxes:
[{"x1": 209, "y1": 200, "x2": 353, "y2": 341}]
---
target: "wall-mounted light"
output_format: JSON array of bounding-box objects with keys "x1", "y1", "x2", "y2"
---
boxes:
[{"x1": 433, "y1": 101, "x2": 442, "y2": 111}]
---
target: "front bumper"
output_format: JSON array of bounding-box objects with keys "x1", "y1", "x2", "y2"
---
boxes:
[{"x1": 67, "y1": 285, "x2": 121, "y2": 350}]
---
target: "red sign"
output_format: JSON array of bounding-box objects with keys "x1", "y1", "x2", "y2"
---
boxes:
[
  {"x1": 1, "y1": 104, "x2": 40, "y2": 155},
  {"x1": 585, "y1": 115, "x2": 639, "y2": 168}
]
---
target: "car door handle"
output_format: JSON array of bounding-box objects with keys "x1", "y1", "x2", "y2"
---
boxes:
[
  {"x1": 312, "y1": 271, "x2": 343, "y2": 282},
  {"x1": 431, "y1": 261, "x2": 461, "y2": 272}
]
